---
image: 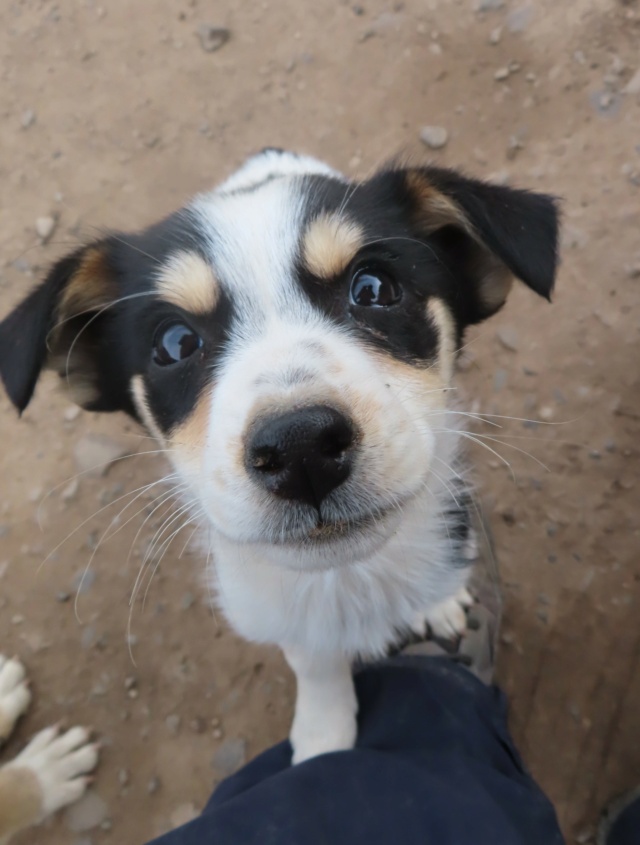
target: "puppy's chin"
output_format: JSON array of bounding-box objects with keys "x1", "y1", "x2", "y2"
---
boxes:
[{"x1": 210, "y1": 505, "x2": 403, "y2": 572}]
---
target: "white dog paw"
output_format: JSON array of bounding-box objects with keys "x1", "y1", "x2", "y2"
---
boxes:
[
  {"x1": 290, "y1": 707, "x2": 357, "y2": 765},
  {"x1": 413, "y1": 588, "x2": 474, "y2": 641},
  {"x1": 0, "y1": 655, "x2": 32, "y2": 740},
  {"x1": 10, "y1": 726, "x2": 99, "y2": 816}
]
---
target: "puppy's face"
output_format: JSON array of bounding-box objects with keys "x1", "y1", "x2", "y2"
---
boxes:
[{"x1": 0, "y1": 151, "x2": 558, "y2": 570}]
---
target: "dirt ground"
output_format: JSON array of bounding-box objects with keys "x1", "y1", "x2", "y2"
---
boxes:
[{"x1": 0, "y1": 0, "x2": 639, "y2": 842}]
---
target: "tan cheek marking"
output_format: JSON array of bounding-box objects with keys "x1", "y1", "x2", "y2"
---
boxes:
[
  {"x1": 130, "y1": 375, "x2": 165, "y2": 444},
  {"x1": 0, "y1": 766, "x2": 42, "y2": 838},
  {"x1": 169, "y1": 385, "x2": 213, "y2": 459},
  {"x1": 427, "y1": 298, "x2": 456, "y2": 384},
  {"x1": 156, "y1": 250, "x2": 219, "y2": 315},
  {"x1": 302, "y1": 213, "x2": 364, "y2": 279}
]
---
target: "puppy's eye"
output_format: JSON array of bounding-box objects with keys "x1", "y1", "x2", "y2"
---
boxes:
[
  {"x1": 152, "y1": 322, "x2": 202, "y2": 366},
  {"x1": 349, "y1": 269, "x2": 402, "y2": 307}
]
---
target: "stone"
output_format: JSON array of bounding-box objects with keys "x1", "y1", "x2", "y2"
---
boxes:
[
  {"x1": 61, "y1": 479, "x2": 80, "y2": 502},
  {"x1": 506, "y1": 5, "x2": 534, "y2": 32},
  {"x1": 35, "y1": 215, "x2": 57, "y2": 243},
  {"x1": 165, "y1": 714, "x2": 182, "y2": 735},
  {"x1": 73, "y1": 434, "x2": 128, "y2": 477},
  {"x1": 118, "y1": 768, "x2": 130, "y2": 787},
  {"x1": 196, "y1": 25, "x2": 231, "y2": 53},
  {"x1": 147, "y1": 775, "x2": 162, "y2": 794},
  {"x1": 65, "y1": 792, "x2": 109, "y2": 832},
  {"x1": 21, "y1": 109, "x2": 36, "y2": 129},
  {"x1": 494, "y1": 67, "x2": 510, "y2": 81},
  {"x1": 623, "y1": 69, "x2": 640, "y2": 95},
  {"x1": 474, "y1": 0, "x2": 504, "y2": 10},
  {"x1": 496, "y1": 326, "x2": 519, "y2": 351},
  {"x1": 419, "y1": 125, "x2": 449, "y2": 149},
  {"x1": 212, "y1": 737, "x2": 247, "y2": 776},
  {"x1": 170, "y1": 803, "x2": 198, "y2": 826},
  {"x1": 489, "y1": 26, "x2": 502, "y2": 44}
]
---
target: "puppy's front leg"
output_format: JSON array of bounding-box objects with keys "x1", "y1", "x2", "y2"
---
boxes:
[{"x1": 283, "y1": 646, "x2": 357, "y2": 765}]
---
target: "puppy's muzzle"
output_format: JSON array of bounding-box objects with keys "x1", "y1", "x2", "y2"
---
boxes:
[{"x1": 245, "y1": 405, "x2": 356, "y2": 508}]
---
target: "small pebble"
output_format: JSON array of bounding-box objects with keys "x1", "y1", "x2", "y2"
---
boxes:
[
  {"x1": 196, "y1": 24, "x2": 231, "y2": 53},
  {"x1": 57, "y1": 591, "x2": 71, "y2": 603},
  {"x1": 73, "y1": 434, "x2": 128, "y2": 477},
  {"x1": 489, "y1": 26, "x2": 502, "y2": 44},
  {"x1": 35, "y1": 215, "x2": 57, "y2": 243},
  {"x1": 165, "y1": 714, "x2": 182, "y2": 735},
  {"x1": 65, "y1": 792, "x2": 109, "y2": 833},
  {"x1": 61, "y1": 479, "x2": 80, "y2": 502},
  {"x1": 190, "y1": 717, "x2": 206, "y2": 734},
  {"x1": 118, "y1": 768, "x2": 130, "y2": 787},
  {"x1": 623, "y1": 69, "x2": 640, "y2": 95},
  {"x1": 494, "y1": 67, "x2": 510, "y2": 81},
  {"x1": 181, "y1": 591, "x2": 196, "y2": 610},
  {"x1": 21, "y1": 109, "x2": 36, "y2": 129},
  {"x1": 170, "y1": 803, "x2": 198, "y2": 827},
  {"x1": 419, "y1": 125, "x2": 449, "y2": 149},
  {"x1": 212, "y1": 737, "x2": 247, "y2": 776},
  {"x1": 147, "y1": 776, "x2": 162, "y2": 795},
  {"x1": 124, "y1": 675, "x2": 137, "y2": 691},
  {"x1": 496, "y1": 326, "x2": 519, "y2": 351}
]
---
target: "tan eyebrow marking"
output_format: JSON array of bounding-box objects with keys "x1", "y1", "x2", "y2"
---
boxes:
[
  {"x1": 301, "y1": 213, "x2": 364, "y2": 280},
  {"x1": 155, "y1": 250, "x2": 219, "y2": 314}
]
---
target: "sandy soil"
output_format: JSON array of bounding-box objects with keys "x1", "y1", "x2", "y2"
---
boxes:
[{"x1": 1, "y1": 0, "x2": 639, "y2": 842}]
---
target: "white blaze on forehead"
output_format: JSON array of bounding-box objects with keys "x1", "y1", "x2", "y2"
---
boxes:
[{"x1": 191, "y1": 173, "x2": 310, "y2": 321}]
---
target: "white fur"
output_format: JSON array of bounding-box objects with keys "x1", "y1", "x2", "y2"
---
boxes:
[{"x1": 0, "y1": 655, "x2": 99, "y2": 842}]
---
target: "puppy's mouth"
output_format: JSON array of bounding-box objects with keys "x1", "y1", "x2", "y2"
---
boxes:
[{"x1": 275, "y1": 503, "x2": 399, "y2": 548}]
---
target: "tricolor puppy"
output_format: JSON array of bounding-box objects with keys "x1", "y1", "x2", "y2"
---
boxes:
[
  {"x1": 0, "y1": 151, "x2": 559, "y2": 763},
  {"x1": 0, "y1": 655, "x2": 98, "y2": 842}
]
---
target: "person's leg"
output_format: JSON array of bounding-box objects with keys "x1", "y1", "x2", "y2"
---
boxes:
[{"x1": 147, "y1": 657, "x2": 564, "y2": 845}]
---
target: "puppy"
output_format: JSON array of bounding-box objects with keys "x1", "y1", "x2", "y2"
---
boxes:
[
  {"x1": 0, "y1": 655, "x2": 98, "y2": 842},
  {"x1": 0, "y1": 151, "x2": 559, "y2": 763}
]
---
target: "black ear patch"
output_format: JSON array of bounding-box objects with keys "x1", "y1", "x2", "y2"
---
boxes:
[
  {"x1": 405, "y1": 167, "x2": 560, "y2": 322},
  {"x1": 0, "y1": 243, "x2": 117, "y2": 413}
]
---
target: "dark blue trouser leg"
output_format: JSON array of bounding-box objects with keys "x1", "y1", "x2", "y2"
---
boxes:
[{"x1": 148, "y1": 657, "x2": 565, "y2": 845}]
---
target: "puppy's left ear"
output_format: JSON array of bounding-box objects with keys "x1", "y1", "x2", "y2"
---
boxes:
[
  {"x1": 0, "y1": 241, "x2": 122, "y2": 413},
  {"x1": 404, "y1": 167, "x2": 560, "y2": 323}
]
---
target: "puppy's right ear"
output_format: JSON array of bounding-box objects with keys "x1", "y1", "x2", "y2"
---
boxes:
[{"x1": 0, "y1": 242, "x2": 118, "y2": 413}]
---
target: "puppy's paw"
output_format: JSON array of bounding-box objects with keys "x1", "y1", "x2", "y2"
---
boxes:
[
  {"x1": 290, "y1": 705, "x2": 357, "y2": 765},
  {"x1": 10, "y1": 726, "x2": 99, "y2": 816},
  {"x1": 0, "y1": 655, "x2": 32, "y2": 741},
  {"x1": 413, "y1": 588, "x2": 474, "y2": 641}
]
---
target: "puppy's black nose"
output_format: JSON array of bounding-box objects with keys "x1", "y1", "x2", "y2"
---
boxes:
[{"x1": 246, "y1": 405, "x2": 355, "y2": 507}]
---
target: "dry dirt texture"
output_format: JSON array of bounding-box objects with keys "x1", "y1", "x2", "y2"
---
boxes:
[{"x1": 1, "y1": 0, "x2": 639, "y2": 842}]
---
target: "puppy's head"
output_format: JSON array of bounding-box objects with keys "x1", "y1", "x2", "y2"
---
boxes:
[{"x1": 0, "y1": 151, "x2": 559, "y2": 569}]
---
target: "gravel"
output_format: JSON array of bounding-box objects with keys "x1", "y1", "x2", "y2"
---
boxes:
[
  {"x1": 35, "y1": 215, "x2": 57, "y2": 242},
  {"x1": 21, "y1": 109, "x2": 36, "y2": 129},
  {"x1": 65, "y1": 792, "x2": 110, "y2": 833},
  {"x1": 622, "y1": 69, "x2": 640, "y2": 95},
  {"x1": 73, "y1": 434, "x2": 129, "y2": 477},
  {"x1": 212, "y1": 737, "x2": 247, "y2": 776},
  {"x1": 419, "y1": 125, "x2": 449, "y2": 149},
  {"x1": 197, "y1": 24, "x2": 231, "y2": 52},
  {"x1": 496, "y1": 326, "x2": 520, "y2": 352}
]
